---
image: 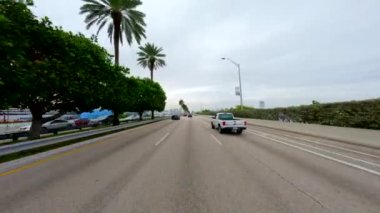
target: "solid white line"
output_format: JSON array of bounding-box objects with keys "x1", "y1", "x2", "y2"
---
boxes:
[
  {"x1": 264, "y1": 133, "x2": 380, "y2": 168},
  {"x1": 210, "y1": 134, "x2": 223, "y2": 145},
  {"x1": 247, "y1": 131, "x2": 380, "y2": 177},
  {"x1": 155, "y1": 133, "x2": 170, "y2": 146},
  {"x1": 253, "y1": 129, "x2": 380, "y2": 159},
  {"x1": 287, "y1": 135, "x2": 380, "y2": 159}
]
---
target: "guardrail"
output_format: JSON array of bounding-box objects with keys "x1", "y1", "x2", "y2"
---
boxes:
[{"x1": 0, "y1": 118, "x2": 168, "y2": 157}]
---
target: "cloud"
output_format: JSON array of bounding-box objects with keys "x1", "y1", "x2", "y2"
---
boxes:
[{"x1": 32, "y1": 0, "x2": 380, "y2": 110}]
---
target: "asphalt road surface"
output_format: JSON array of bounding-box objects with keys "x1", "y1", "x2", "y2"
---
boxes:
[{"x1": 0, "y1": 116, "x2": 379, "y2": 213}]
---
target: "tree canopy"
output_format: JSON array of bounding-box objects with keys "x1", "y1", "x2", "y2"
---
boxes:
[
  {"x1": 128, "y1": 78, "x2": 166, "y2": 120},
  {"x1": 0, "y1": 1, "x2": 166, "y2": 138}
]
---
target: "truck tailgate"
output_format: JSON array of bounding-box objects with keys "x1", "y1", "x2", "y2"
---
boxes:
[{"x1": 223, "y1": 120, "x2": 246, "y2": 128}]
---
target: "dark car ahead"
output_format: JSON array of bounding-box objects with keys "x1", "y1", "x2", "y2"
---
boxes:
[
  {"x1": 188, "y1": 114, "x2": 192, "y2": 118},
  {"x1": 171, "y1": 115, "x2": 180, "y2": 120}
]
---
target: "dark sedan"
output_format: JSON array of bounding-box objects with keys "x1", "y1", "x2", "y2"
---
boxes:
[{"x1": 171, "y1": 115, "x2": 180, "y2": 120}]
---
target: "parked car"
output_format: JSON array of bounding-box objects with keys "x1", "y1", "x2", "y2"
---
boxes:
[
  {"x1": 42, "y1": 119, "x2": 75, "y2": 132},
  {"x1": 211, "y1": 113, "x2": 247, "y2": 134},
  {"x1": 57, "y1": 114, "x2": 80, "y2": 121},
  {"x1": 74, "y1": 118, "x2": 90, "y2": 129},
  {"x1": 120, "y1": 114, "x2": 139, "y2": 122},
  {"x1": 19, "y1": 125, "x2": 31, "y2": 132},
  {"x1": 171, "y1": 115, "x2": 180, "y2": 120},
  {"x1": 88, "y1": 115, "x2": 113, "y2": 127}
]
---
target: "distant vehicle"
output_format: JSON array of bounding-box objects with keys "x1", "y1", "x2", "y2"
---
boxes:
[
  {"x1": 188, "y1": 114, "x2": 192, "y2": 118},
  {"x1": 42, "y1": 119, "x2": 75, "y2": 131},
  {"x1": 88, "y1": 115, "x2": 113, "y2": 127},
  {"x1": 171, "y1": 115, "x2": 180, "y2": 120},
  {"x1": 211, "y1": 113, "x2": 246, "y2": 134}
]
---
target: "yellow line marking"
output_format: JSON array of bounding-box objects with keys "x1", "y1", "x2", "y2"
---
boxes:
[
  {"x1": 0, "y1": 140, "x2": 102, "y2": 177},
  {"x1": 0, "y1": 122, "x2": 161, "y2": 177}
]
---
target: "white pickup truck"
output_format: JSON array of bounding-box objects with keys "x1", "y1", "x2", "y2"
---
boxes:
[{"x1": 211, "y1": 113, "x2": 247, "y2": 134}]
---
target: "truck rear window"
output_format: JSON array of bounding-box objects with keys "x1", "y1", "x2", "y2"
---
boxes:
[{"x1": 218, "y1": 114, "x2": 234, "y2": 120}]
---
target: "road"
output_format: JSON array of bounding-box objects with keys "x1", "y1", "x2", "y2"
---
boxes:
[{"x1": 0, "y1": 116, "x2": 379, "y2": 212}]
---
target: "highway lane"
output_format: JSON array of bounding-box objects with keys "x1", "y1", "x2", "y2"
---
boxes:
[{"x1": 0, "y1": 116, "x2": 379, "y2": 212}]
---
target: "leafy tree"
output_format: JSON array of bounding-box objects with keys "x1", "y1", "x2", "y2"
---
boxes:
[
  {"x1": 137, "y1": 42, "x2": 166, "y2": 81},
  {"x1": 130, "y1": 78, "x2": 149, "y2": 120},
  {"x1": 80, "y1": 0, "x2": 146, "y2": 65},
  {"x1": 128, "y1": 78, "x2": 166, "y2": 120},
  {"x1": 5, "y1": 0, "x2": 33, "y2": 5},
  {"x1": 0, "y1": 2, "x2": 118, "y2": 139},
  {"x1": 98, "y1": 66, "x2": 139, "y2": 126},
  {"x1": 149, "y1": 80, "x2": 166, "y2": 117}
]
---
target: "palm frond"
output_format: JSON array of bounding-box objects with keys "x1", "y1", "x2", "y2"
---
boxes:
[
  {"x1": 137, "y1": 43, "x2": 166, "y2": 72},
  {"x1": 80, "y1": 0, "x2": 147, "y2": 65},
  {"x1": 96, "y1": 19, "x2": 108, "y2": 36},
  {"x1": 80, "y1": 0, "x2": 146, "y2": 45},
  {"x1": 107, "y1": 22, "x2": 114, "y2": 42}
]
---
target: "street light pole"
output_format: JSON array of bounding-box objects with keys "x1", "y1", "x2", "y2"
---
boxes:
[{"x1": 222, "y1": 57, "x2": 243, "y2": 110}]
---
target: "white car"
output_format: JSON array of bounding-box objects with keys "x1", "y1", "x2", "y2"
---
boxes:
[
  {"x1": 211, "y1": 113, "x2": 247, "y2": 134},
  {"x1": 19, "y1": 125, "x2": 31, "y2": 132},
  {"x1": 120, "y1": 115, "x2": 139, "y2": 122},
  {"x1": 42, "y1": 119, "x2": 75, "y2": 131}
]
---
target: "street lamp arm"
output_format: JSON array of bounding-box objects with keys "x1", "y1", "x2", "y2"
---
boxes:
[
  {"x1": 221, "y1": 57, "x2": 239, "y2": 67},
  {"x1": 221, "y1": 57, "x2": 243, "y2": 109}
]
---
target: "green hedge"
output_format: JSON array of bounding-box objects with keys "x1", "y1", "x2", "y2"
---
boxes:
[{"x1": 198, "y1": 99, "x2": 380, "y2": 130}]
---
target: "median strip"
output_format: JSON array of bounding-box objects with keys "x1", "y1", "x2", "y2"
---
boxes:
[{"x1": 0, "y1": 118, "x2": 168, "y2": 163}]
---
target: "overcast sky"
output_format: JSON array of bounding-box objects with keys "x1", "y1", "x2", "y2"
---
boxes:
[{"x1": 32, "y1": 0, "x2": 380, "y2": 111}]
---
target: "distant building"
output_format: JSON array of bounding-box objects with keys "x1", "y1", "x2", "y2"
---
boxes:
[{"x1": 259, "y1": 101, "x2": 265, "y2": 109}]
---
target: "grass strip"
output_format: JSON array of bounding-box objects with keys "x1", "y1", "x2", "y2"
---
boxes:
[{"x1": 0, "y1": 119, "x2": 167, "y2": 163}]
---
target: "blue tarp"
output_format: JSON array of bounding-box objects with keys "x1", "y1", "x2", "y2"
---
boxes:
[{"x1": 79, "y1": 109, "x2": 113, "y2": 119}]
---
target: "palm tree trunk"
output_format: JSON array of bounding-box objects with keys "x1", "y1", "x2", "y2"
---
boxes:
[
  {"x1": 149, "y1": 67, "x2": 154, "y2": 119},
  {"x1": 113, "y1": 15, "x2": 121, "y2": 65}
]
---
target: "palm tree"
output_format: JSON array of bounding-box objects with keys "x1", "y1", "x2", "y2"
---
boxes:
[
  {"x1": 80, "y1": 0, "x2": 146, "y2": 65},
  {"x1": 178, "y1": 99, "x2": 189, "y2": 114},
  {"x1": 137, "y1": 43, "x2": 166, "y2": 81}
]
